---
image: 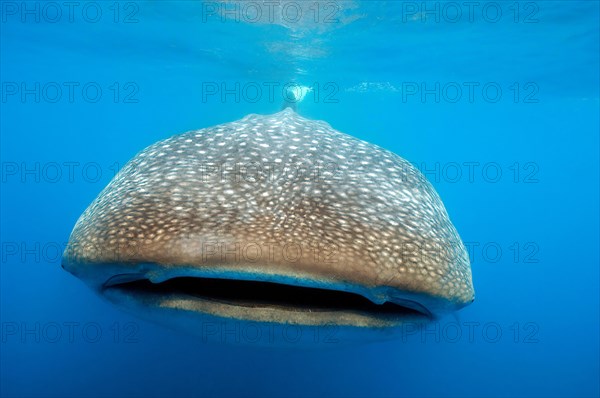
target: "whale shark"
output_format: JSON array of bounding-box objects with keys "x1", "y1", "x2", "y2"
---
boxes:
[{"x1": 62, "y1": 108, "x2": 474, "y2": 334}]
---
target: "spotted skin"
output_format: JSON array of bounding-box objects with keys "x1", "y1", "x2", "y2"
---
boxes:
[{"x1": 63, "y1": 108, "x2": 474, "y2": 322}]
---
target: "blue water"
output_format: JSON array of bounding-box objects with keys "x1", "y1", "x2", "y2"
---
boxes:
[{"x1": 1, "y1": 1, "x2": 599, "y2": 397}]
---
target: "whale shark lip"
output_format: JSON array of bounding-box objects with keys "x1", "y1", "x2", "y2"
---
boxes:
[{"x1": 99, "y1": 273, "x2": 433, "y2": 327}]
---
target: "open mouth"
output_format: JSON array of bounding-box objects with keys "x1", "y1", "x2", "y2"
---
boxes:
[{"x1": 102, "y1": 275, "x2": 431, "y2": 327}]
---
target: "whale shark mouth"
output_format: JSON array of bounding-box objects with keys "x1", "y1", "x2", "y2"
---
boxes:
[{"x1": 101, "y1": 275, "x2": 432, "y2": 327}]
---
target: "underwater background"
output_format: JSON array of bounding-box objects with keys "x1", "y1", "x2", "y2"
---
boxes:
[{"x1": 1, "y1": 1, "x2": 599, "y2": 397}]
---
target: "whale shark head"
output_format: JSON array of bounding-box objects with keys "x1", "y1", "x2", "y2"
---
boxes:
[{"x1": 62, "y1": 109, "x2": 474, "y2": 331}]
